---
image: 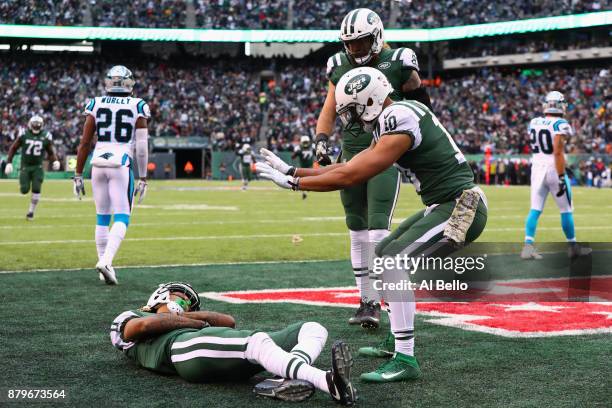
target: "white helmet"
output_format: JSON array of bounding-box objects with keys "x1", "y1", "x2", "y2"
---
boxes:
[
  {"x1": 335, "y1": 67, "x2": 393, "y2": 132},
  {"x1": 145, "y1": 282, "x2": 201, "y2": 312},
  {"x1": 340, "y1": 8, "x2": 384, "y2": 65},
  {"x1": 104, "y1": 65, "x2": 135, "y2": 94},
  {"x1": 543, "y1": 91, "x2": 567, "y2": 115},
  {"x1": 28, "y1": 115, "x2": 44, "y2": 134},
  {"x1": 300, "y1": 135, "x2": 311, "y2": 147}
]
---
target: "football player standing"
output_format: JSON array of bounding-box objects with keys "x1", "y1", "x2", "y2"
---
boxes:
[
  {"x1": 74, "y1": 65, "x2": 150, "y2": 284},
  {"x1": 312, "y1": 8, "x2": 432, "y2": 328},
  {"x1": 291, "y1": 135, "x2": 315, "y2": 199},
  {"x1": 521, "y1": 91, "x2": 591, "y2": 259},
  {"x1": 257, "y1": 67, "x2": 487, "y2": 382},
  {"x1": 4, "y1": 115, "x2": 60, "y2": 220}
]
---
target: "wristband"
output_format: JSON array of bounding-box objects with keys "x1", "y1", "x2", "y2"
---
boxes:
[
  {"x1": 315, "y1": 133, "x2": 329, "y2": 143},
  {"x1": 286, "y1": 166, "x2": 297, "y2": 177}
]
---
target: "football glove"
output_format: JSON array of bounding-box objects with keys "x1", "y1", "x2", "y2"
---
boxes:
[
  {"x1": 73, "y1": 174, "x2": 85, "y2": 200},
  {"x1": 556, "y1": 174, "x2": 567, "y2": 197},
  {"x1": 260, "y1": 148, "x2": 295, "y2": 176},
  {"x1": 4, "y1": 163, "x2": 13, "y2": 175},
  {"x1": 314, "y1": 133, "x2": 332, "y2": 166},
  {"x1": 256, "y1": 162, "x2": 299, "y2": 191},
  {"x1": 52, "y1": 160, "x2": 60, "y2": 171},
  {"x1": 134, "y1": 179, "x2": 148, "y2": 204}
]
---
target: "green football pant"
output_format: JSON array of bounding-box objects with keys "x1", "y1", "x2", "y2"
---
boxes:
[
  {"x1": 19, "y1": 165, "x2": 44, "y2": 194},
  {"x1": 241, "y1": 164, "x2": 252, "y2": 181},
  {"x1": 340, "y1": 150, "x2": 400, "y2": 231},
  {"x1": 171, "y1": 322, "x2": 304, "y2": 383}
]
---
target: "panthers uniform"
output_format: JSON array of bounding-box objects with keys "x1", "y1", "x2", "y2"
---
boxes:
[
  {"x1": 111, "y1": 310, "x2": 316, "y2": 383},
  {"x1": 371, "y1": 100, "x2": 488, "y2": 256},
  {"x1": 327, "y1": 47, "x2": 420, "y2": 232},
  {"x1": 17, "y1": 129, "x2": 53, "y2": 195},
  {"x1": 528, "y1": 117, "x2": 573, "y2": 213}
]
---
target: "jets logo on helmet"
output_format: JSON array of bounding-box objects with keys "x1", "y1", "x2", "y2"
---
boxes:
[
  {"x1": 543, "y1": 91, "x2": 567, "y2": 115},
  {"x1": 144, "y1": 281, "x2": 201, "y2": 312},
  {"x1": 300, "y1": 135, "x2": 311, "y2": 148},
  {"x1": 105, "y1": 65, "x2": 135, "y2": 94},
  {"x1": 28, "y1": 115, "x2": 44, "y2": 134},
  {"x1": 335, "y1": 67, "x2": 393, "y2": 132},
  {"x1": 340, "y1": 8, "x2": 384, "y2": 65}
]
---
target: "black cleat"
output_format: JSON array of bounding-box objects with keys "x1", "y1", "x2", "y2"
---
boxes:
[
  {"x1": 26, "y1": 212, "x2": 34, "y2": 221},
  {"x1": 348, "y1": 300, "x2": 366, "y2": 325},
  {"x1": 326, "y1": 341, "x2": 356, "y2": 406},
  {"x1": 360, "y1": 300, "x2": 381, "y2": 330},
  {"x1": 253, "y1": 376, "x2": 314, "y2": 402},
  {"x1": 568, "y1": 242, "x2": 592, "y2": 259}
]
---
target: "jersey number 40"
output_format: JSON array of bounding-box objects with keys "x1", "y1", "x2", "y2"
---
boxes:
[
  {"x1": 96, "y1": 108, "x2": 134, "y2": 143},
  {"x1": 529, "y1": 128, "x2": 553, "y2": 154}
]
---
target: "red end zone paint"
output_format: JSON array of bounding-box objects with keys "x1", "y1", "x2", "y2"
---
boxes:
[{"x1": 202, "y1": 277, "x2": 612, "y2": 338}]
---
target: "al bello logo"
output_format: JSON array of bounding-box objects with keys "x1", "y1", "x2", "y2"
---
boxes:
[{"x1": 202, "y1": 276, "x2": 612, "y2": 338}]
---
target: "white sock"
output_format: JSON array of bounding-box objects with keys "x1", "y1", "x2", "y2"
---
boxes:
[
  {"x1": 383, "y1": 262, "x2": 416, "y2": 356},
  {"x1": 246, "y1": 332, "x2": 330, "y2": 394},
  {"x1": 349, "y1": 229, "x2": 370, "y2": 301},
  {"x1": 95, "y1": 225, "x2": 109, "y2": 260},
  {"x1": 367, "y1": 229, "x2": 390, "y2": 303},
  {"x1": 101, "y1": 221, "x2": 127, "y2": 265},
  {"x1": 29, "y1": 193, "x2": 40, "y2": 214},
  {"x1": 290, "y1": 322, "x2": 327, "y2": 365}
]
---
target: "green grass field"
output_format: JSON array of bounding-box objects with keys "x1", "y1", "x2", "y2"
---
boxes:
[{"x1": 0, "y1": 180, "x2": 610, "y2": 407}]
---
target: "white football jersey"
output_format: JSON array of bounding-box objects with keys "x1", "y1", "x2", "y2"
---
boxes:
[
  {"x1": 528, "y1": 116, "x2": 573, "y2": 166},
  {"x1": 84, "y1": 96, "x2": 151, "y2": 164}
]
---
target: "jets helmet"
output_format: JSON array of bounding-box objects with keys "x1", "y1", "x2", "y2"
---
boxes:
[
  {"x1": 543, "y1": 91, "x2": 567, "y2": 115},
  {"x1": 335, "y1": 67, "x2": 393, "y2": 132},
  {"x1": 105, "y1": 65, "x2": 135, "y2": 94},
  {"x1": 340, "y1": 8, "x2": 384, "y2": 65},
  {"x1": 28, "y1": 115, "x2": 44, "y2": 134},
  {"x1": 145, "y1": 282, "x2": 201, "y2": 312},
  {"x1": 300, "y1": 135, "x2": 311, "y2": 148}
]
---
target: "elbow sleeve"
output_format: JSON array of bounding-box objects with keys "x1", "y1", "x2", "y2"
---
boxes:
[{"x1": 135, "y1": 128, "x2": 149, "y2": 178}]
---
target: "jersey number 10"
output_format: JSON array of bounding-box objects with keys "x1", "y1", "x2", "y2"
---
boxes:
[
  {"x1": 96, "y1": 108, "x2": 134, "y2": 143},
  {"x1": 529, "y1": 128, "x2": 553, "y2": 154}
]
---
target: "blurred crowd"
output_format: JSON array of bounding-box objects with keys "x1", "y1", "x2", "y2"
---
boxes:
[{"x1": 2, "y1": 0, "x2": 607, "y2": 29}]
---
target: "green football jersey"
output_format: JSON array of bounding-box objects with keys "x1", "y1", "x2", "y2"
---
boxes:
[
  {"x1": 327, "y1": 47, "x2": 419, "y2": 153},
  {"x1": 18, "y1": 130, "x2": 52, "y2": 167},
  {"x1": 373, "y1": 100, "x2": 475, "y2": 206},
  {"x1": 110, "y1": 310, "x2": 198, "y2": 375}
]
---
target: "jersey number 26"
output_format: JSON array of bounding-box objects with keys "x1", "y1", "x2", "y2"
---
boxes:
[{"x1": 96, "y1": 108, "x2": 134, "y2": 143}]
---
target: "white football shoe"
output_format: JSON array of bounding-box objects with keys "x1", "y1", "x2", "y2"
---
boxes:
[
  {"x1": 96, "y1": 261, "x2": 118, "y2": 285},
  {"x1": 520, "y1": 243, "x2": 543, "y2": 260}
]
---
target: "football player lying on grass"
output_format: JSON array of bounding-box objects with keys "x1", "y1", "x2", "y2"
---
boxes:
[
  {"x1": 256, "y1": 67, "x2": 488, "y2": 383},
  {"x1": 110, "y1": 282, "x2": 356, "y2": 405}
]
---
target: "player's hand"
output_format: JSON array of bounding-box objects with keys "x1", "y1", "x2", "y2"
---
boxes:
[
  {"x1": 73, "y1": 174, "x2": 85, "y2": 200},
  {"x1": 134, "y1": 178, "x2": 148, "y2": 204},
  {"x1": 52, "y1": 160, "x2": 60, "y2": 171},
  {"x1": 260, "y1": 148, "x2": 295, "y2": 176},
  {"x1": 556, "y1": 174, "x2": 567, "y2": 197},
  {"x1": 4, "y1": 163, "x2": 13, "y2": 175},
  {"x1": 256, "y1": 162, "x2": 299, "y2": 190},
  {"x1": 314, "y1": 133, "x2": 332, "y2": 166}
]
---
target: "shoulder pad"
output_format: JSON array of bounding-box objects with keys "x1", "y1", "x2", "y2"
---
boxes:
[
  {"x1": 83, "y1": 97, "x2": 97, "y2": 116},
  {"x1": 392, "y1": 47, "x2": 419, "y2": 71},
  {"x1": 377, "y1": 102, "x2": 422, "y2": 149},
  {"x1": 554, "y1": 119, "x2": 573, "y2": 136},
  {"x1": 45, "y1": 132, "x2": 53, "y2": 141},
  {"x1": 326, "y1": 53, "x2": 344, "y2": 79},
  {"x1": 136, "y1": 99, "x2": 151, "y2": 119}
]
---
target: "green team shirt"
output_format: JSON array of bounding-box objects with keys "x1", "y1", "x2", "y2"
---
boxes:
[
  {"x1": 294, "y1": 145, "x2": 315, "y2": 168},
  {"x1": 327, "y1": 47, "x2": 419, "y2": 154},
  {"x1": 110, "y1": 310, "x2": 199, "y2": 375},
  {"x1": 18, "y1": 130, "x2": 52, "y2": 167},
  {"x1": 373, "y1": 100, "x2": 475, "y2": 206}
]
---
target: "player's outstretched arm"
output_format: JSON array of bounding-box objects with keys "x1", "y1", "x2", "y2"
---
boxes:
[
  {"x1": 314, "y1": 81, "x2": 337, "y2": 165},
  {"x1": 123, "y1": 314, "x2": 208, "y2": 342},
  {"x1": 183, "y1": 311, "x2": 236, "y2": 328}
]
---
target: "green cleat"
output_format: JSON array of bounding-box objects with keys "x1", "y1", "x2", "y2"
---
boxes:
[
  {"x1": 360, "y1": 352, "x2": 421, "y2": 383},
  {"x1": 358, "y1": 331, "x2": 394, "y2": 358}
]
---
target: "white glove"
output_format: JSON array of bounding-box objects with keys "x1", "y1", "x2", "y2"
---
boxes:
[
  {"x1": 73, "y1": 175, "x2": 85, "y2": 200},
  {"x1": 134, "y1": 179, "x2": 148, "y2": 204},
  {"x1": 4, "y1": 163, "x2": 13, "y2": 175},
  {"x1": 260, "y1": 148, "x2": 295, "y2": 175},
  {"x1": 256, "y1": 162, "x2": 299, "y2": 190},
  {"x1": 52, "y1": 160, "x2": 60, "y2": 171}
]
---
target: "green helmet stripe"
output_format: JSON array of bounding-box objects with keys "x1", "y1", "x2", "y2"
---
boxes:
[{"x1": 349, "y1": 9, "x2": 361, "y2": 34}]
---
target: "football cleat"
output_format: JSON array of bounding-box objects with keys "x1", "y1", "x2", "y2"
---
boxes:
[
  {"x1": 360, "y1": 352, "x2": 421, "y2": 383},
  {"x1": 358, "y1": 331, "x2": 394, "y2": 358},
  {"x1": 99, "y1": 273, "x2": 105, "y2": 281},
  {"x1": 96, "y1": 261, "x2": 118, "y2": 285},
  {"x1": 348, "y1": 300, "x2": 366, "y2": 325},
  {"x1": 520, "y1": 243, "x2": 543, "y2": 260},
  {"x1": 26, "y1": 212, "x2": 34, "y2": 221},
  {"x1": 360, "y1": 300, "x2": 381, "y2": 330},
  {"x1": 326, "y1": 340, "x2": 356, "y2": 406},
  {"x1": 253, "y1": 376, "x2": 314, "y2": 402},
  {"x1": 568, "y1": 242, "x2": 592, "y2": 259}
]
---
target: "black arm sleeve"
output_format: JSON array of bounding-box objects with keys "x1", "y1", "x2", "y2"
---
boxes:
[{"x1": 404, "y1": 86, "x2": 433, "y2": 110}]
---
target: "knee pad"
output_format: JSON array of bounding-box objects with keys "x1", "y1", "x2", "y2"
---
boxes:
[
  {"x1": 345, "y1": 215, "x2": 367, "y2": 231},
  {"x1": 369, "y1": 213, "x2": 392, "y2": 230},
  {"x1": 299, "y1": 322, "x2": 328, "y2": 343}
]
